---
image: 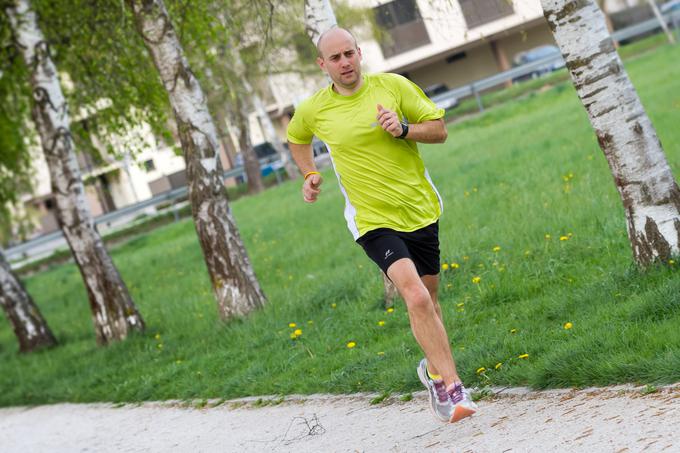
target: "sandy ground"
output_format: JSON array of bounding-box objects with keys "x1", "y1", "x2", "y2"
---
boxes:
[{"x1": 1, "y1": 385, "x2": 679, "y2": 453}]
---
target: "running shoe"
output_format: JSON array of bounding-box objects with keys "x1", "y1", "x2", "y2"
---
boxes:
[
  {"x1": 417, "y1": 358, "x2": 454, "y2": 422},
  {"x1": 447, "y1": 382, "x2": 478, "y2": 423}
]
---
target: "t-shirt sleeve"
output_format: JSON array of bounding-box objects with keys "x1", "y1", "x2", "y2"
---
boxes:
[
  {"x1": 286, "y1": 103, "x2": 314, "y2": 145},
  {"x1": 393, "y1": 74, "x2": 445, "y2": 124}
]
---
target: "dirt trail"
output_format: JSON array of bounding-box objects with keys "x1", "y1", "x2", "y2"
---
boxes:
[{"x1": 1, "y1": 385, "x2": 679, "y2": 452}]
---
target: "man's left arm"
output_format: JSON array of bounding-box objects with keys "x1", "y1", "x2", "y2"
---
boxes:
[{"x1": 376, "y1": 104, "x2": 447, "y2": 144}]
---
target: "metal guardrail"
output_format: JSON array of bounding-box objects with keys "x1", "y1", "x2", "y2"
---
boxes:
[
  {"x1": 6, "y1": 11, "x2": 679, "y2": 265},
  {"x1": 5, "y1": 157, "x2": 284, "y2": 264},
  {"x1": 443, "y1": 9, "x2": 680, "y2": 112}
]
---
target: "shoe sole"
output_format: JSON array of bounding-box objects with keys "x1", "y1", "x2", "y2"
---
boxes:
[
  {"x1": 416, "y1": 362, "x2": 449, "y2": 423},
  {"x1": 450, "y1": 404, "x2": 476, "y2": 423}
]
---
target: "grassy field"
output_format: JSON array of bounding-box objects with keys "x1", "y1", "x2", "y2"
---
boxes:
[{"x1": 1, "y1": 40, "x2": 679, "y2": 407}]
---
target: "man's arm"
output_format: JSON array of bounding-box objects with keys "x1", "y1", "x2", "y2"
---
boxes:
[
  {"x1": 288, "y1": 142, "x2": 323, "y2": 203},
  {"x1": 377, "y1": 104, "x2": 448, "y2": 144}
]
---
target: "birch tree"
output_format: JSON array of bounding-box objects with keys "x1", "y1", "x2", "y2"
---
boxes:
[
  {"x1": 126, "y1": 0, "x2": 267, "y2": 319},
  {"x1": 0, "y1": 250, "x2": 57, "y2": 352},
  {"x1": 5, "y1": 0, "x2": 145, "y2": 345},
  {"x1": 541, "y1": 0, "x2": 680, "y2": 265}
]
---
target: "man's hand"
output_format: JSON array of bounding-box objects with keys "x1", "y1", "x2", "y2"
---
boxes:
[
  {"x1": 303, "y1": 173, "x2": 323, "y2": 203},
  {"x1": 377, "y1": 104, "x2": 403, "y2": 138}
]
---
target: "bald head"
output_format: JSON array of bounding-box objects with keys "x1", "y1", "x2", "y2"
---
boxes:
[{"x1": 316, "y1": 27, "x2": 358, "y2": 59}]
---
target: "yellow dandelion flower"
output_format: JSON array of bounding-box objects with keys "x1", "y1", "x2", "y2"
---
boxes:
[
  {"x1": 378, "y1": 320, "x2": 385, "y2": 326},
  {"x1": 377, "y1": 351, "x2": 385, "y2": 356},
  {"x1": 493, "y1": 246, "x2": 501, "y2": 252},
  {"x1": 495, "y1": 362, "x2": 502, "y2": 370},
  {"x1": 331, "y1": 303, "x2": 337, "y2": 309},
  {"x1": 457, "y1": 302, "x2": 465, "y2": 308},
  {"x1": 518, "y1": 353, "x2": 529, "y2": 359},
  {"x1": 476, "y1": 367, "x2": 486, "y2": 374},
  {"x1": 545, "y1": 234, "x2": 551, "y2": 240},
  {"x1": 463, "y1": 255, "x2": 470, "y2": 261},
  {"x1": 387, "y1": 307, "x2": 394, "y2": 313},
  {"x1": 451, "y1": 263, "x2": 460, "y2": 269},
  {"x1": 346, "y1": 341, "x2": 356, "y2": 349},
  {"x1": 560, "y1": 236, "x2": 569, "y2": 241},
  {"x1": 442, "y1": 263, "x2": 450, "y2": 270},
  {"x1": 669, "y1": 260, "x2": 675, "y2": 265},
  {"x1": 563, "y1": 322, "x2": 573, "y2": 330},
  {"x1": 290, "y1": 332, "x2": 298, "y2": 339},
  {"x1": 510, "y1": 328, "x2": 518, "y2": 334},
  {"x1": 472, "y1": 276, "x2": 481, "y2": 284},
  {"x1": 288, "y1": 323, "x2": 297, "y2": 328},
  {"x1": 154, "y1": 333, "x2": 161, "y2": 340},
  {"x1": 294, "y1": 329, "x2": 302, "y2": 336}
]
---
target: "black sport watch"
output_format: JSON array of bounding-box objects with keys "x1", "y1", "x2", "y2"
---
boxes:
[{"x1": 396, "y1": 121, "x2": 409, "y2": 139}]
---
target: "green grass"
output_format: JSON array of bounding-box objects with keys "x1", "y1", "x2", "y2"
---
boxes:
[{"x1": 1, "y1": 40, "x2": 679, "y2": 407}]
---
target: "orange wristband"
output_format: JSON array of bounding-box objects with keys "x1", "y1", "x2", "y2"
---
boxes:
[{"x1": 304, "y1": 171, "x2": 320, "y2": 180}]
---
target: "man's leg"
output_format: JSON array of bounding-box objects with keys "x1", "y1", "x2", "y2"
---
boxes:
[
  {"x1": 419, "y1": 274, "x2": 454, "y2": 378},
  {"x1": 387, "y1": 258, "x2": 461, "y2": 387}
]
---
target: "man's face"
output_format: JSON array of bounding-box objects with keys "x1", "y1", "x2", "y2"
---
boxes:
[{"x1": 317, "y1": 31, "x2": 362, "y2": 90}]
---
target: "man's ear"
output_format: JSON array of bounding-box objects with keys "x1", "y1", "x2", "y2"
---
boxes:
[
  {"x1": 357, "y1": 46, "x2": 362, "y2": 60},
  {"x1": 317, "y1": 56, "x2": 325, "y2": 72}
]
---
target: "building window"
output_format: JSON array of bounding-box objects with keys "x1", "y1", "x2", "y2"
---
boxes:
[
  {"x1": 374, "y1": 0, "x2": 430, "y2": 58},
  {"x1": 143, "y1": 159, "x2": 156, "y2": 172},
  {"x1": 459, "y1": 0, "x2": 514, "y2": 29}
]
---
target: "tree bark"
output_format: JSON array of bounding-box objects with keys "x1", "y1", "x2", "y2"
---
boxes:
[
  {"x1": 6, "y1": 0, "x2": 145, "y2": 345},
  {"x1": 0, "y1": 250, "x2": 57, "y2": 352},
  {"x1": 647, "y1": 0, "x2": 676, "y2": 44},
  {"x1": 126, "y1": 0, "x2": 266, "y2": 318},
  {"x1": 233, "y1": 93, "x2": 265, "y2": 194},
  {"x1": 249, "y1": 83, "x2": 299, "y2": 181},
  {"x1": 304, "y1": 0, "x2": 399, "y2": 301},
  {"x1": 305, "y1": 0, "x2": 338, "y2": 46},
  {"x1": 230, "y1": 45, "x2": 298, "y2": 182},
  {"x1": 541, "y1": 0, "x2": 680, "y2": 265}
]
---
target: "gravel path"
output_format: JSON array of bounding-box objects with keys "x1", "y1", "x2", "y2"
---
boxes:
[{"x1": 1, "y1": 384, "x2": 679, "y2": 452}]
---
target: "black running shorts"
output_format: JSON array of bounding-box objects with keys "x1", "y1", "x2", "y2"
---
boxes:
[{"x1": 356, "y1": 221, "x2": 440, "y2": 277}]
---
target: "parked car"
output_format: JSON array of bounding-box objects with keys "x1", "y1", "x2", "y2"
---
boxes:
[
  {"x1": 423, "y1": 83, "x2": 459, "y2": 110},
  {"x1": 511, "y1": 45, "x2": 565, "y2": 83},
  {"x1": 234, "y1": 141, "x2": 282, "y2": 178},
  {"x1": 661, "y1": 0, "x2": 680, "y2": 14}
]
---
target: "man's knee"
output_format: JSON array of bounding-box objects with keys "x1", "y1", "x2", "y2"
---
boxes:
[{"x1": 400, "y1": 283, "x2": 432, "y2": 313}]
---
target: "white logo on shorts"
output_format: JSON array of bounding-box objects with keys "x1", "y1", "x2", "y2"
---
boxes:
[{"x1": 384, "y1": 249, "x2": 394, "y2": 260}]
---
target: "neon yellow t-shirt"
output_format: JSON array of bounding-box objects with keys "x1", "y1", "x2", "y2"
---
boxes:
[{"x1": 287, "y1": 73, "x2": 444, "y2": 239}]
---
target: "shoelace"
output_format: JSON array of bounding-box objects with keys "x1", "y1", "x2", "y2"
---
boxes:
[
  {"x1": 448, "y1": 383, "x2": 465, "y2": 405},
  {"x1": 432, "y1": 380, "x2": 449, "y2": 404}
]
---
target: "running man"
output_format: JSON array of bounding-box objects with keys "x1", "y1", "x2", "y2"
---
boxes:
[{"x1": 286, "y1": 27, "x2": 477, "y2": 423}]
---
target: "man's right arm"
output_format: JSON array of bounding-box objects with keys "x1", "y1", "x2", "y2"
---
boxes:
[{"x1": 289, "y1": 142, "x2": 323, "y2": 203}]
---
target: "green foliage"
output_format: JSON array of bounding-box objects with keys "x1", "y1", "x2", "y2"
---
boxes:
[{"x1": 0, "y1": 11, "x2": 33, "y2": 209}]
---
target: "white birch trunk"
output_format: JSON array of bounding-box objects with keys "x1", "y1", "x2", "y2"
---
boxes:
[
  {"x1": 542, "y1": 0, "x2": 680, "y2": 265},
  {"x1": 126, "y1": 0, "x2": 266, "y2": 318},
  {"x1": 304, "y1": 0, "x2": 337, "y2": 46},
  {"x1": 648, "y1": 0, "x2": 676, "y2": 44},
  {"x1": 230, "y1": 47, "x2": 298, "y2": 181},
  {"x1": 0, "y1": 249, "x2": 57, "y2": 352},
  {"x1": 6, "y1": 0, "x2": 145, "y2": 345}
]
